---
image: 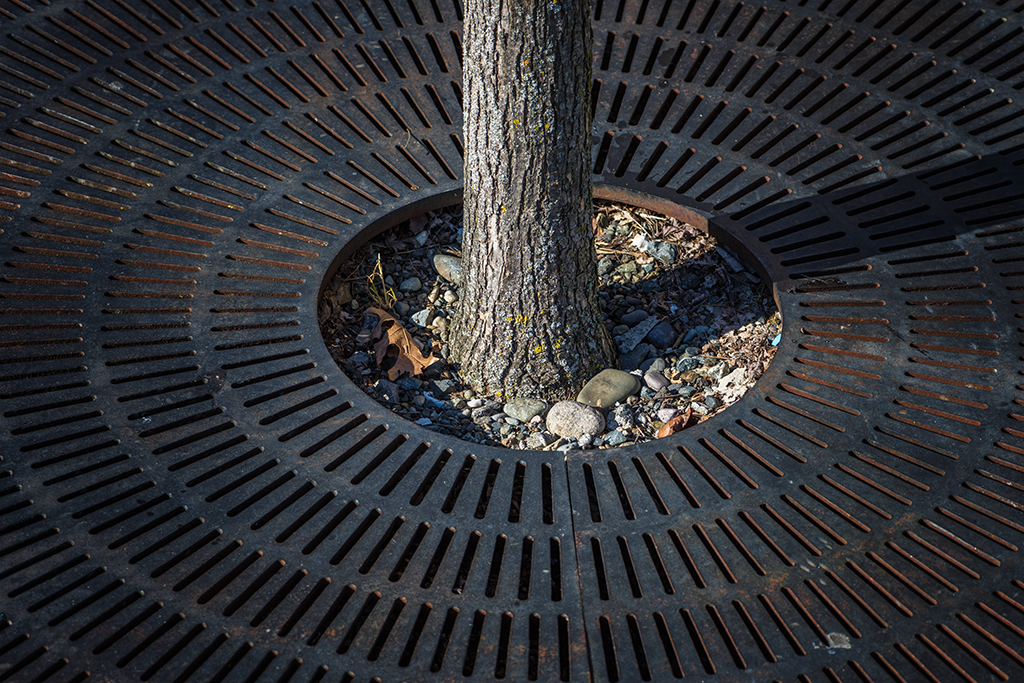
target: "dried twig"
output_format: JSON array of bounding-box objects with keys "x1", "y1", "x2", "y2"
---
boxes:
[{"x1": 367, "y1": 253, "x2": 396, "y2": 310}]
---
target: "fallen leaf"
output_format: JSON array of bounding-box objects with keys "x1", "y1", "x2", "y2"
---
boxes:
[
  {"x1": 409, "y1": 215, "x2": 428, "y2": 234},
  {"x1": 368, "y1": 306, "x2": 438, "y2": 380},
  {"x1": 657, "y1": 407, "x2": 693, "y2": 438}
]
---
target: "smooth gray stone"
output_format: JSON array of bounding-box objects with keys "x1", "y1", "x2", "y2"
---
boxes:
[
  {"x1": 620, "y1": 309, "x2": 649, "y2": 326},
  {"x1": 504, "y1": 398, "x2": 547, "y2": 423},
  {"x1": 432, "y1": 254, "x2": 464, "y2": 285},
  {"x1": 640, "y1": 357, "x2": 667, "y2": 373},
  {"x1": 577, "y1": 369, "x2": 641, "y2": 409},
  {"x1": 645, "y1": 321, "x2": 677, "y2": 348},
  {"x1": 399, "y1": 276, "x2": 422, "y2": 292},
  {"x1": 619, "y1": 343, "x2": 652, "y2": 371}
]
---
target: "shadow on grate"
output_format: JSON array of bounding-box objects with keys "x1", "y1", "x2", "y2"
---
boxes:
[{"x1": 0, "y1": 0, "x2": 1022, "y2": 681}]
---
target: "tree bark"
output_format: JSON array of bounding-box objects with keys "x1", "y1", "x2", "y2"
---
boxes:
[{"x1": 451, "y1": 0, "x2": 615, "y2": 401}]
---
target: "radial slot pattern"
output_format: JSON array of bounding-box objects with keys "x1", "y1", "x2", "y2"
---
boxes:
[{"x1": 0, "y1": 0, "x2": 1022, "y2": 681}]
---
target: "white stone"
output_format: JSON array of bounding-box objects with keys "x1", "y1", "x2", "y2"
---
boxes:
[
  {"x1": 546, "y1": 401, "x2": 606, "y2": 439},
  {"x1": 411, "y1": 309, "x2": 432, "y2": 327}
]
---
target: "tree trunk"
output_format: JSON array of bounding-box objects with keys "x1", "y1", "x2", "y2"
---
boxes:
[{"x1": 451, "y1": 0, "x2": 615, "y2": 401}]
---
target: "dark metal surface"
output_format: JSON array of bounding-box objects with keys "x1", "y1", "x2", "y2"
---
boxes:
[{"x1": 0, "y1": 0, "x2": 1022, "y2": 681}]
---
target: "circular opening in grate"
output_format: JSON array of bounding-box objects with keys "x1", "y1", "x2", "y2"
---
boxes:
[{"x1": 318, "y1": 195, "x2": 781, "y2": 449}]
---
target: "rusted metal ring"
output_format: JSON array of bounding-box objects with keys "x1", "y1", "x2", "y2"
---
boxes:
[{"x1": 0, "y1": 1, "x2": 1022, "y2": 682}]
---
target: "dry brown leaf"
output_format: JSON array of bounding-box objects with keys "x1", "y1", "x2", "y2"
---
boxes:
[
  {"x1": 657, "y1": 407, "x2": 693, "y2": 438},
  {"x1": 367, "y1": 306, "x2": 438, "y2": 380}
]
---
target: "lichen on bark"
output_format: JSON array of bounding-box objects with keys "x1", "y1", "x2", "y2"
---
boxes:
[{"x1": 450, "y1": 0, "x2": 615, "y2": 400}]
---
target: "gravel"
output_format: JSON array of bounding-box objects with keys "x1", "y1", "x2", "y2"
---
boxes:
[{"x1": 318, "y1": 202, "x2": 781, "y2": 450}]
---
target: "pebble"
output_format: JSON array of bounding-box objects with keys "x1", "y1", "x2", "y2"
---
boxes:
[
  {"x1": 675, "y1": 357, "x2": 700, "y2": 372},
  {"x1": 504, "y1": 398, "x2": 547, "y2": 423},
  {"x1": 432, "y1": 254, "x2": 464, "y2": 285},
  {"x1": 375, "y1": 379, "x2": 400, "y2": 403},
  {"x1": 644, "y1": 371, "x2": 670, "y2": 391},
  {"x1": 620, "y1": 309, "x2": 649, "y2": 325},
  {"x1": 657, "y1": 407, "x2": 679, "y2": 422},
  {"x1": 706, "y1": 363, "x2": 731, "y2": 381},
  {"x1": 642, "y1": 240, "x2": 677, "y2": 264},
  {"x1": 611, "y1": 404, "x2": 635, "y2": 430},
  {"x1": 640, "y1": 357, "x2": 667, "y2": 373},
  {"x1": 546, "y1": 401, "x2": 606, "y2": 439},
  {"x1": 411, "y1": 308, "x2": 432, "y2": 327},
  {"x1": 399, "y1": 276, "x2": 422, "y2": 292},
  {"x1": 615, "y1": 261, "x2": 638, "y2": 277},
  {"x1": 431, "y1": 379, "x2": 455, "y2": 394},
  {"x1": 577, "y1": 369, "x2": 641, "y2": 408},
  {"x1": 527, "y1": 432, "x2": 556, "y2": 449},
  {"x1": 617, "y1": 317, "x2": 659, "y2": 353},
  {"x1": 715, "y1": 246, "x2": 745, "y2": 272},
  {"x1": 619, "y1": 343, "x2": 651, "y2": 371},
  {"x1": 645, "y1": 321, "x2": 677, "y2": 349},
  {"x1": 604, "y1": 430, "x2": 628, "y2": 446},
  {"x1": 328, "y1": 205, "x2": 782, "y2": 451}
]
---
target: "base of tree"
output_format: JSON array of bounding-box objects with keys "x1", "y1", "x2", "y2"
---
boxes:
[{"x1": 318, "y1": 202, "x2": 780, "y2": 450}]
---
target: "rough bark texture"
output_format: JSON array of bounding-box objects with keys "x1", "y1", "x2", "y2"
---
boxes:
[{"x1": 450, "y1": 0, "x2": 615, "y2": 401}]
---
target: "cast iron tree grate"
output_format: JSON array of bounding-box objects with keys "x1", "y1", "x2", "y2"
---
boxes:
[{"x1": 0, "y1": 0, "x2": 1022, "y2": 681}]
